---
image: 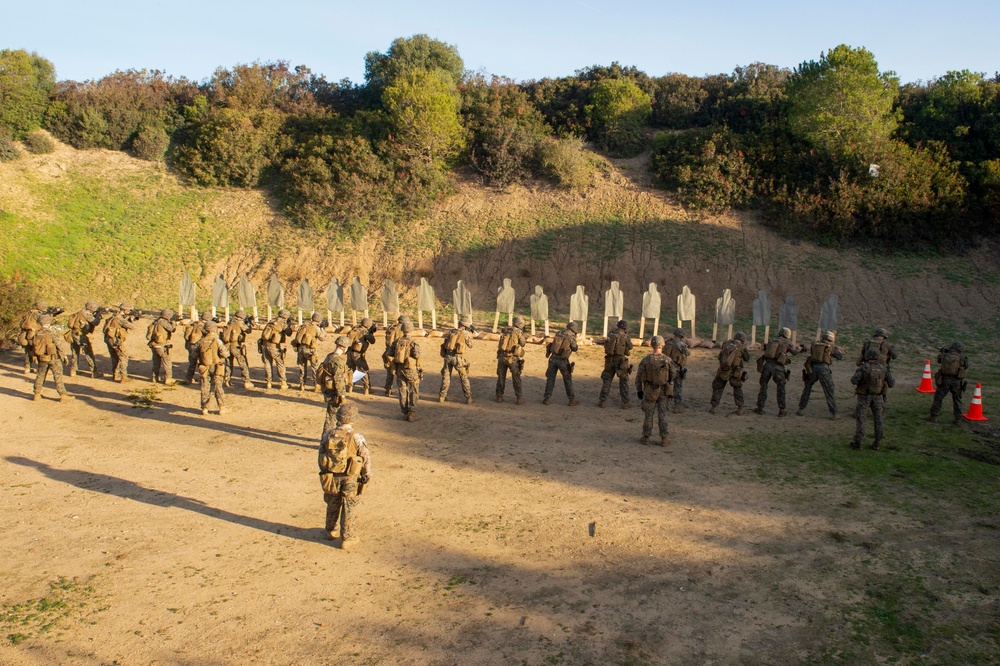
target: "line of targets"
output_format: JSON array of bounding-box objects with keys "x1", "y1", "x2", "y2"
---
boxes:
[{"x1": 178, "y1": 273, "x2": 842, "y2": 343}]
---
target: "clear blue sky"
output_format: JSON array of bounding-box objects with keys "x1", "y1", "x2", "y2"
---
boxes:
[{"x1": 4, "y1": 0, "x2": 998, "y2": 84}]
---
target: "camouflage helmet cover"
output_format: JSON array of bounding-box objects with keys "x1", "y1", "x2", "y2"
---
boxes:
[
  {"x1": 617, "y1": 319, "x2": 628, "y2": 331},
  {"x1": 335, "y1": 335, "x2": 351, "y2": 348},
  {"x1": 821, "y1": 330, "x2": 835, "y2": 341},
  {"x1": 336, "y1": 403, "x2": 358, "y2": 424},
  {"x1": 205, "y1": 321, "x2": 219, "y2": 332},
  {"x1": 200, "y1": 310, "x2": 212, "y2": 321},
  {"x1": 311, "y1": 312, "x2": 322, "y2": 322},
  {"x1": 779, "y1": 327, "x2": 791, "y2": 339},
  {"x1": 650, "y1": 335, "x2": 665, "y2": 348},
  {"x1": 33, "y1": 301, "x2": 47, "y2": 311},
  {"x1": 566, "y1": 321, "x2": 578, "y2": 332},
  {"x1": 277, "y1": 308, "x2": 291, "y2": 318},
  {"x1": 397, "y1": 314, "x2": 410, "y2": 323},
  {"x1": 874, "y1": 327, "x2": 889, "y2": 338},
  {"x1": 512, "y1": 315, "x2": 525, "y2": 328},
  {"x1": 361, "y1": 317, "x2": 373, "y2": 327},
  {"x1": 401, "y1": 321, "x2": 414, "y2": 333},
  {"x1": 85, "y1": 301, "x2": 98, "y2": 311},
  {"x1": 234, "y1": 309, "x2": 246, "y2": 319},
  {"x1": 160, "y1": 308, "x2": 174, "y2": 319},
  {"x1": 459, "y1": 315, "x2": 472, "y2": 327},
  {"x1": 674, "y1": 327, "x2": 685, "y2": 338},
  {"x1": 120, "y1": 302, "x2": 133, "y2": 311},
  {"x1": 734, "y1": 331, "x2": 746, "y2": 342},
  {"x1": 951, "y1": 340, "x2": 964, "y2": 353}
]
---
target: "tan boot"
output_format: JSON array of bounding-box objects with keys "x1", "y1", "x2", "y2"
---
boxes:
[
  {"x1": 568, "y1": 398, "x2": 579, "y2": 407},
  {"x1": 542, "y1": 396, "x2": 550, "y2": 405},
  {"x1": 32, "y1": 393, "x2": 41, "y2": 401},
  {"x1": 495, "y1": 395, "x2": 504, "y2": 403},
  {"x1": 659, "y1": 436, "x2": 670, "y2": 447},
  {"x1": 709, "y1": 405, "x2": 717, "y2": 414},
  {"x1": 598, "y1": 399, "x2": 606, "y2": 408},
  {"x1": 640, "y1": 435, "x2": 650, "y2": 445},
  {"x1": 340, "y1": 536, "x2": 360, "y2": 550},
  {"x1": 515, "y1": 396, "x2": 524, "y2": 405},
  {"x1": 59, "y1": 394, "x2": 75, "y2": 403}
]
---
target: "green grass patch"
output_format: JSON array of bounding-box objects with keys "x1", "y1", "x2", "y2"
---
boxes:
[{"x1": 1, "y1": 576, "x2": 104, "y2": 645}]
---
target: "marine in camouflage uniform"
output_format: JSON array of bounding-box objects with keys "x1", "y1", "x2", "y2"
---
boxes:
[
  {"x1": 381, "y1": 315, "x2": 409, "y2": 396},
  {"x1": 851, "y1": 348, "x2": 895, "y2": 450},
  {"x1": 753, "y1": 327, "x2": 799, "y2": 416},
  {"x1": 197, "y1": 321, "x2": 230, "y2": 415},
  {"x1": 183, "y1": 311, "x2": 213, "y2": 384},
  {"x1": 147, "y1": 309, "x2": 177, "y2": 385},
  {"x1": 929, "y1": 341, "x2": 970, "y2": 424},
  {"x1": 31, "y1": 314, "x2": 75, "y2": 403},
  {"x1": 318, "y1": 403, "x2": 371, "y2": 550},
  {"x1": 104, "y1": 302, "x2": 137, "y2": 382},
  {"x1": 347, "y1": 317, "x2": 377, "y2": 395},
  {"x1": 857, "y1": 328, "x2": 898, "y2": 406},
  {"x1": 634, "y1": 335, "x2": 674, "y2": 446},
  {"x1": 496, "y1": 315, "x2": 527, "y2": 404},
  {"x1": 318, "y1": 336, "x2": 351, "y2": 434},
  {"x1": 260, "y1": 309, "x2": 294, "y2": 390},
  {"x1": 663, "y1": 328, "x2": 691, "y2": 413},
  {"x1": 18, "y1": 302, "x2": 44, "y2": 376},
  {"x1": 389, "y1": 321, "x2": 422, "y2": 421},
  {"x1": 222, "y1": 310, "x2": 254, "y2": 389},
  {"x1": 710, "y1": 331, "x2": 750, "y2": 414},
  {"x1": 599, "y1": 319, "x2": 634, "y2": 409},
  {"x1": 543, "y1": 322, "x2": 579, "y2": 406},
  {"x1": 66, "y1": 301, "x2": 103, "y2": 378},
  {"x1": 293, "y1": 312, "x2": 327, "y2": 391},
  {"x1": 797, "y1": 330, "x2": 843, "y2": 419},
  {"x1": 439, "y1": 315, "x2": 475, "y2": 404}
]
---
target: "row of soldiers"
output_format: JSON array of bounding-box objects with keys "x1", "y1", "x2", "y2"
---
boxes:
[{"x1": 20, "y1": 301, "x2": 972, "y2": 449}]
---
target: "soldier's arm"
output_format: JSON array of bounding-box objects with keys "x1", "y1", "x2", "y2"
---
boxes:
[
  {"x1": 364, "y1": 330, "x2": 376, "y2": 344},
  {"x1": 626, "y1": 337, "x2": 634, "y2": 354},
  {"x1": 832, "y1": 347, "x2": 843, "y2": 360},
  {"x1": 634, "y1": 358, "x2": 646, "y2": 392},
  {"x1": 316, "y1": 327, "x2": 327, "y2": 341},
  {"x1": 355, "y1": 435, "x2": 372, "y2": 477},
  {"x1": 123, "y1": 319, "x2": 136, "y2": 330},
  {"x1": 164, "y1": 320, "x2": 176, "y2": 332},
  {"x1": 741, "y1": 347, "x2": 750, "y2": 361},
  {"x1": 885, "y1": 367, "x2": 896, "y2": 388},
  {"x1": 465, "y1": 330, "x2": 474, "y2": 349},
  {"x1": 569, "y1": 333, "x2": 579, "y2": 353},
  {"x1": 411, "y1": 341, "x2": 422, "y2": 359},
  {"x1": 850, "y1": 366, "x2": 864, "y2": 386}
]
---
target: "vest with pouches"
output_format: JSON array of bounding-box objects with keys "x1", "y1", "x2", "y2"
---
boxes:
[
  {"x1": 604, "y1": 331, "x2": 629, "y2": 357},
  {"x1": 67, "y1": 310, "x2": 90, "y2": 333},
  {"x1": 104, "y1": 316, "x2": 126, "y2": 342},
  {"x1": 184, "y1": 322, "x2": 205, "y2": 346},
  {"x1": 32, "y1": 329, "x2": 58, "y2": 362},
  {"x1": 442, "y1": 329, "x2": 467, "y2": 355},
  {"x1": 862, "y1": 339, "x2": 891, "y2": 365},
  {"x1": 939, "y1": 351, "x2": 965, "y2": 378},
  {"x1": 548, "y1": 331, "x2": 574, "y2": 359},
  {"x1": 198, "y1": 336, "x2": 224, "y2": 369},
  {"x1": 498, "y1": 328, "x2": 523, "y2": 357},
  {"x1": 810, "y1": 342, "x2": 833, "y2": 365},
  {"x1": 262, "y1": 319, "x2": 285, "y2": 344},
  {"x1": 393, "y1": 337, "x2": 413, "y2": 365},
  {"x1": 349, "y1": 328, "x2": 368, "y2": 353},
  {"x1": 861, "y1": 363, "x2": 887, "y2": 395},
  {"x1": 223, "y1": 321, "x2": 244, "y2": 346},
  {"x1": 294, "y1": 323, "x2": 318, "y2": 349},
  {"x1": 147, "y1": 319, "x2": 171, "y2": 346}
]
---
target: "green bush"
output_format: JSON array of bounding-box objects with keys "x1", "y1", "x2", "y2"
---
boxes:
[
  {"x1": 538, "y1": 136, "x2": 593, "y2": 189},
  {"x1": 172, "y1": 107, "x2": 283, "y2": 187},
  {"x1": 0, "y1": 272, "x2": 36, "y2": 346},
  {"x1": 0, "y1": 133, "x2": 19, "y2": 162},
  {"x1": 651, "y1": 128, "x2": 753, "y2": 213},
  {"x1": 22, "y1": 131, "x2": 55, "y2": 154},
  {"x1": 586, "y1": 78, "x2": 652, "y2": 157},
  {"x1": 130, "y1": 120, "x2": 169, "y2": 161},
  {"x1": 0, "y1": 50, "x2": 55, "y2": 140}
]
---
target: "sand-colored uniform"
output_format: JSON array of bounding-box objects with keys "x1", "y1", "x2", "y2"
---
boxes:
[
  {"x1": 798, "y1": 340, "x2": 843, "y2": 416},
  {"x1": 222, "y1": 318, "x2": 253, "y2": 388},
  {"x1": 147, "y1": 316, "x2": 176, "y2": 384},
  {"x1": 65, "y1": 308, "x2": 100, "y2": 377},
  {"x1": 318, "y1": 425, "x2": 371, "y2": 543},
  {"x1": 104, "y1": 313, "x2": 135, "y2": 381},
  {"x1": 389, "y1": 334, "x2": 422, "y2": 419},
  {"x1": 496, "y1": 325, "x2": 527, "y2": 401},
  {"x1": 930, "y1": 348, "x2": 970, "y2": 422},
  {"x1": 347, "y1": 325, "x2": 376, "y2": 394},
  {"x1": 439, "y1": 327, "x2": 474, "y2": 402},
  {"x1": 599, "y1": 329, "x2": 634, "y2": 406},
  {"x1": 32, "y1": 327, "x2": 71, "y2": 399},
  {"x1": 197, "y1": 332, "x2": 230, "y2": 413},
  {"x1": 710, "y1": 339, "x2": 750, "y2": 410},
  {"x1": 293, "y1": 320, "x2": 327, "y2": 390},
  {"x1": 382, "y1": 323, "x2": 403, "y2": 394},
  {"x1": 18, "y1": 309, "x2": 42, "y2": 375},
  {"x1": 663, "y1": 337, "x2": 690, "y2": 407},
  {"x1": 260, "y1": 316, "x2": 293, "y2": 389},
  {"x1": 634, "y1": 351, "x2": 676, "y2": 443},
  {"x1": 318, "y1": 352, "x2": 350, "y2": 433},
  {"x1": 755, "y1": 337, "x2": 798, "y2": 414},
  {"x1": 183, "y1": 320, "x2": 208, "y2": 383},
  {"x1": 543, "y1": 328, "x2": 578, "y2": 403}
]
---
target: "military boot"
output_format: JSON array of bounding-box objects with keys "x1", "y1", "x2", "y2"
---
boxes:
[
  {"x1": 849, "y1": 440, "x2": 861, "y2": 450},
  {"x1": 32, "y1": 393, "x2": 41, "y2": 401},
  {"x1": 340, "y1": 536, "x2": 360, "y2": 550},
  {"x1": 640, "y1": 434, "x2": 650, "y2": 445},
  {"x1": 796, "y1": 409, "x2": 804, "y2": 416},
  {"x1": 243, "y1": 381, "x2": 253, "y2": 390},
  {"x1": 752, "y1": 406, "x2": 764, "y2": 415},
  {"x1": 831, "y1": 412, "x2": 839, "y2": 420},
  {"x1": 598, "y1": 399, "x2": 606, "y2": 408},
  {"x1": 621, "y1": 402, "x2": 631, "y2": 410},
  {"x1": 927, "y1": 414, "x2": 938, "y2": 423},
  {"x1": 279, "y1": 381, "x2": 288, "y2": 391},
  {"x1": 465, "y1": 397, "x2": 473, "y2": 405},
  {"x1": 870, "y1": 440, "x2": 881, "y2": 451},
  {"x1": 568, "y1": 398, "x2": 579, "y2": 407},
  {"x1": 515, "y1": 396, "x2": 524, "y2": 405},
  {"x1": 438, "y1": 395, "x2": 446, "y2": 403},
  {"x1": 69, "y1": 367, "x2": 77, "y2": 378},
  {"x1": 542, "y1": 396, "x2": 551, "y2": 405},
  {"x1": 778, "y1": 409, "x2": 788, "y2": 417},
  {"x1": 265, "y1": 380, "x2": 272, "y2": 390},
  {"x1": 735, "y1": 406, "x2": 745, "y2": 416},
  {"x1": 673, "y1": 404, "x2": 686, "y2": 414},
  {"x1": 659, "y1": 436, "x2": 670, "y2": 447},
  {"x1": 406, "y1": 412, "x2": 420, "y2": 422},
  {"x1": 495, "y1": 395, "x2": 504, "y2": 403},
  {"x1": 60, "y1": 394, "x2": 75, "y2": 403},
  {"x1": 709, "y1": 405, "x2": 717, "y2": 414}
]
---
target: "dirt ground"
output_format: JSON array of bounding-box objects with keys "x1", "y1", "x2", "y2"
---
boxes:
[{"x1": 0, "y1": 326, "x2": 970, "y2": 665}]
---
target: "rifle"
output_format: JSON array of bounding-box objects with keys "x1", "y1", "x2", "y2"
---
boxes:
[
  {"x1": 45, "y1": 306, "x2": 66, "y2": 317},
  {"x1": 125, "y1": 308, "x2": 142, "y2": 323}
]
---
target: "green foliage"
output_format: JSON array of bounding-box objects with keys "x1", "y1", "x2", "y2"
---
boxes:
[
  {"x1": 0, "y1": 133, "x2": 19, "y2": 162},
  {"x1": 365, "y1": 34, "x2": 465, "y2": 94},
  {"x1": 0, "y1": 272, "x2": 36, "y2": 345},
  {"x1": 650, "y1": 73, "x2": 708, "y2": 129},
  {"x1": 382, "y1": 67, "x2": 465, "y2": 167},
  {"x1": 22, "y1": 131, "x2": 55, "y2": 155},
  {"x1": 461, "y1": 74, "x2": 551, "y2": 188},
  {"x1": 130, "y1": 120, "x2": 169, "y2": 160},
  {"x1": 586, "y1": 78, "x2": 652, "y2": 157},
  {"x1": 0, "y1": 50, "x2": 55, "y2": 139},
  {"x1": 538, "y1": 136, "x2": 594, "y2": 189},
  {"x1": 787, "y1": 45, "x2": 901, "y2": 163},
  {"x1": 650, "y1": 128, "x2": 753, "y2": 213},
  {"x1": 173, "y1": 107, "x2": 284, "y2": 187},
  {"x1": 524, "y1": 75, "x2": 591, "y2": 137}
]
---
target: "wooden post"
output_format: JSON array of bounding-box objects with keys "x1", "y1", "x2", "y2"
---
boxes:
[
  {"x1": 339, "y1": 311, "x2": 345, "y2": 327},
  {"x1": 418, "y1": 311, "x2": 424, "y2": 330},
  {"x1": 267, "y1": 305, "x2": 272, "y2": 322},
  {"x1": 751, "y1": 327, "x2": 757, "y2": 345},
  {"x1": 192, "y1": 306, "x2": 198, "y2": 321},
  {"x1": 431, "y1": 310, "x2": 437, "y2": 330},
  {"x1": 815, "y1": 327, "x2": 822, "y2": 342},
  {"x1": 383, "y1": 311, "x2": 388, "y2": 328},
  {"x1": 453, "y1": 312, "x2": 458, "y2": 328},
  {"x1": 327, "y1": 310, "x2": 332, "y2": 328},
  {"x1": 764, "y1": 325, "x2": 770, "y2": 343},
  {"x1": 602, "y1": 317, "x2": 609, "y2": 338},
  {"x1": 727, "y1": 324, "x2": 733, "y2": 341},
  {"x1": 791, "y1": 330, "x2": 797, "y2": 346},
  {"x1": 581, "y1": 320, "x2": 587, "y2": 341},
  {"x1": 298, "y1": 310, "x2": 303, "y2": 326},
  {"x1": 352, "y1": 310, "x2": 357, "y2": 325},
  {"x1": 225, "y1": 306, "x2": 230, "y2": 323},
  {"x1": 545, "y1": 320, "x2": 550, "y2": 337},
  {"x1": 690, "y1": 315, "x2": 696, "y2": 339},
  {"x1": 212, "y1": 306, "x2": 217, "y2": 319},
  {"x1": 252, "y1": 306, "x2": 258, "y2": 322},
  {"x1": 639, "y1": 318, "x2": 646, "y2": 340},
  {"x1": 712, "y1": 322, "x2": 718, "y2": 342},
  {"x1": 493, "y1": 311, "x2": 500, "y2": 333},
  {"x1": 653, "y1": 317, "x2": 659, "y2": 337}
]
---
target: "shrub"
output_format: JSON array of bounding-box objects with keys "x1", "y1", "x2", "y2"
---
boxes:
[
  {"x1": 130, "y1": 121, "x2": 169, "y2": 160},
  {"x1": 586, "y1": 78, "x2": 652, "y2": 157},
  {"x1": 651, "y1": 128, "x2": 753, "y2": 213},
  {"x1": 0, "y1": 50, "x2": 55, "y2": 139},
  {"x1": 0, "y1": 133, "x2": 19, "y2": 162},
  {"x1": 0, "y1": 272, "x2": 36, "y2": 347},
  {"x1": 172, "y1": 107, "x2": 283, "y2": 187},
  {"x1": 22, "y1": 131, "x2": 55, "y2": 154},
  {"x1": 538, "y1": 136, "x2": 593, "y2": 189}
]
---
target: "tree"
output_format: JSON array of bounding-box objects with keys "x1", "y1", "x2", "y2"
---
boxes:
[
  {"x1": 382, "y1": 67, "x2": 464, "y2": 168},
  {"x1": 786, "y1": 45, "x2": 900, "y2": 163},
  {"x1": 365, "y1": 35, "x2": 464, "y2": 94},
  {"x1": 586, "y1": 78, "x2": 652, "y2": 157},
  {"x1": 0, "y1": 50, "x2": 55, "y2": 139}
]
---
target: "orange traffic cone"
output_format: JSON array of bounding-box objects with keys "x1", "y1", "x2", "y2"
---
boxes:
[
  {"x1": 964, "y1": 384, "x2": 988, "y2": 421},
  {"x1": 915, "y1": 360, "x2": 935, "y2": 393}
]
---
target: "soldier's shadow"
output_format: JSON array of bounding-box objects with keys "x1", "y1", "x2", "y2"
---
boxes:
[{"x1": 5, "y1": 456, "x2": 326, "y2": 543}]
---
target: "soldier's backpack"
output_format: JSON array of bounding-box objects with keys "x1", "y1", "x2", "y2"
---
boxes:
[
  {"x1": 318, "y1": 427, "x2": 361, "y2": 481},
  {"x1": 197, "y1": 335, "x2": 222, "y2": 367},
  {"x1": 720, "y1": 340, "x2": 743, "y2": 369},
  {"x1": 940, "y1": 351, "x2": 963, "y2": 377},
  {"x1": 665, "y1": 339, "x2": 688, "y2": 366},
  {"x1": 862, "y1": 339, "x2": 891, "y2": 365},
  {"x1": 764, "y1": 338, "x2": 782, "y2": 360},
  {"x1": 604, "y1": 331, "x2": 629, "y2": 357},
  {"x1": 261, "y1": 319, "x2": 282, "y2": 344},
  {"x1": 393, "y1": 337, "x2": 412, "y2": 365},
  {"x1": 294, "y1": 323, "x2": 317, "y2": 349},
  {"x1": 864, "y1": 363, "x2": 887, "y2": 395},
  {"x1": 384, "y1": 324, "x2": 401, "y2": 350},
  {"x1": 548, "y1": 331, "x2": 573, "y2": 358},
  {"x1": 104, "y1": 316, "x2": 126, "y2": 342},
  {"x1": 643, "y1": 355, "x2": 674, "y2": 387},
  {"x1": 498, "y1": 328, "x2": 522, "y2": 357},
  {"x1": 222, "y1": 321, "x2": 243, "y2": 345},
  {"x1": 67, "y1": 310, "x2": 89, "y2": 332},
  {"x1": 183, "y1": 321, "x2": 204, "y2": 345},
  {"x1": 147, "y1": 319, "x2": 169, "y2": 345},
  {"x1": 348, "y1": 327, "x2": 367, "y2": 352},
  {"x1": 18, "y1": 313, "x2": 38, "y2": 346},
  {"x1": 810, "y1": 342, "x2": 832, "y2": 364},
  {"x1": 31, "y1": 329, "x2": 57, "y2": 362},
  {"x1": 442, "y1": 329, "x2": 467, "y2": 355}
]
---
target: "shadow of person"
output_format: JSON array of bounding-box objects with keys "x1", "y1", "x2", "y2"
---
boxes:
[{"x1": 6, "y1": 456, "x2": 327, "y2": 544}]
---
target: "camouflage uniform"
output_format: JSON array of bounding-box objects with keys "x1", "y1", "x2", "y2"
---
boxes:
[
  {"x1": 347, "y1": 317, "x2": 377, "y2": 395},
  {"x1": 293, "y1": 314, "x2": 327, "y2": 391},
  {"x1": 319, "y1": 404, "x2": 371, "y2": 549},
  {"x1": 663, "y1": 329, "x2": 691, "y2": 412},
  {"x1": 197, "y1": 321, "x2": 230, "y2": 415},
  {"x1": 389, "y1": 323, "x2": 422, "y2": 421},
  {"x1": 147, "y1": 309, "x2": 177, "y2": 385},
  {"x1": 929, "y1": 342, "x2": 970, "y2": 423},
  {"x1": 104, "y1": 304, "x2": 136, "y2": 382},
  {"x1": 710, "y1": 333, "x2": 750, "y2": 413},
  {"x1": 543, "y1": 324, "x2": 579, "y2": 405},
  {"x1": 754, "y1": 329, "x2": 799, "y2": 416},
  {"x1": 184, "y1": 312, "x2": 213, "y2": 384},
  {"x1": 18, "y1": 304, "x2": 44, "y2": 375},
  {"x1": 381, "y1": 316, "x2": 408, "y2": 396},
  {"x1": 857, "y1": 329, "x2": 898, "y2": 405},
  {"x1": 260, "y1": 310, "x2": 293, "y2": 390},
  {"x1": 797, "y1": 333, "x2": 843, "y2": 418},
  {"x1": 851, "y1": 350, "x2": 895, "y2": 449},
  {"x1": 634, "y1": 336, "x2": 674, "y2": 445},
  {"x1": 65, "y1": 302, "x2": 102, "y2": 378},
  {"x1": 496, "y1": 318, "x2": 527, "y2": 404},
  {"x1": 222, "y1": 311, "x2": 254, "y2": 389},
  {"x1": 31, "y1": 316, "x2": 74, "y2": 402},
  {"x1": 439, "y1": 316, "x2": 474, "y2": 404},
  {"x1": 318, "y1": 337, "x2": 351, "y2": 434},
  {"x1": 599, "y1": 321, "x2": 634, "y2": 408}
]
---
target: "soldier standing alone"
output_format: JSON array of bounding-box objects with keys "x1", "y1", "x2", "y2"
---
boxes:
[
  {"x1": 663, "y1": 328, "x2": 691, "y2": 413},
  {"x1": 797, "y1": 330, "x2": 843, "y2": 419},
  {"x1": 439, "y1": 315, "x2": 474, "y2": 404},
  {"x1": 634, "y1": 335, "x2": 675, "y2": 446},
  {"x1": 347, "y1": 317, "x2": 376, "y2": 395},
  {"x1": 495, "y1": 315, "x2": 527, "y2": 404},
  {"x1": 851, "y1": 347, "x2": 894, "y2": 450},
  {"x1": 709, "y1": 331, "x2": 750, "y2": 415},
  {"x1": 389, "y1": 321, "x2": 422, "y2": 421},
  {"x1": 147, "y1": 309, "x2": 177, "y2": 385},
  {"x1": 928, "y1": 341, "x2": 970, "y2": 424},
  {"x1": 599, "y1": 320, "x2": 634, "y2": 409},
  {"x1": 543, "y1": 321, "x2": 579, "y2": 406},
  {"x1": 31, "y1": 314, "x2": 75, "y2": 403},
  {"x1": 753, "y1": 327, "x2": 799, "y2": 416},
  {"x1": 197, "y1": 321, "x2": 230, "y2": 416},
  {"x1": 318, "y1": 403, "x2": 371, "y2": 550}
]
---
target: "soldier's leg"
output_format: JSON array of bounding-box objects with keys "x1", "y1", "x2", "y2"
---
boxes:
[
  {"x1": 852, "y1": 396, "x2": 867, "y2": 447},
  {"x1": 562, "y1": 362, "x2": 576, "y2": 402},
  {"x1": 439, "y1": 359, "x2": 451, "y2": 400},
  {"x1": 673, "y1": 377, "x2": 684, "y2": 406},
  {"x1": 732, "y1": 379, "x2": 745, "y2": 411},
  {"x1": 819, "y1": 369, "x2": 837, "y2": 415},
  {"x1": 67, "y1": 340, "x2": 79, "y2": 376},
  {"x1": 23, "y1": 345, "x2": 32, "y2": 375},
  {"x1": 872, "y1": 396, "x2": 885, "y2": 446},
  {"x1": 325, "y1": 491, "x2": 341, "y2": 535},
  {"x1": 346, "y1": 355, "x2": 358, "y2": 393},
  {"x1": 275, "y1": 353, "x2": 287, "y2": 389},
  {"x1": 384, "y1": 359, "x2": 395, "y2": 394},
  {"x1": 641, "y1": 399, "x2": 654, "y2": 438},
  {"x1": 262, "y1": 352, "x2": 273, "y2": 388},
  {"x1": 297, "y1": 353, "x2": 308, "y2": 390},
  {"x1": 775, "y1": 371, "x2": 788, "y2": 412},
  {"x1": 950, "y1": 381, "x2": 964, "y2": 421},
  {"x1": 798, "y1": 374, "x2": 815, "y2": 411},
  {"x1": 598, "y1": 367, "x2": 614, "y2": 403},
  {"x1": 200, "y1": 370, "x2": 211, "y2": 412},
  {"x1": 186, "y1": 348, "x2": 199, "y2": 383},
  {"x1": 496, "y1": 359, "x2": 507, "y2": 398},
  {"x1": 458, "y1": 360, "x2": 472, "y2": 402},
  {"x1": 213, "y1": 371, "x2": 226, "y2": 411},
  {"x1": 930, "y1": 383, "x2": 947, "y2": 417},
  {"x1": 236, "y1": 350, "x2": 251, "y2": 384},
  {"x1": 339, "y1": 480, "x2": 359, "y2": 542},
  {"x1": 52, "y1": 360, "x2": 67, "y2": 396},
  {"x1": 358, "y1": 356, "x2": 370, "y2": 394},
  {"x1": 657, "y1": 396, "x2": 669, "y2": 439},
  {"x1": 755, "y1": 366, "x2": 771, "y2": 410},
  {"x1": 396, "y1": 375, "x2": 409, "y2": 415},
  {"x1": 512, "y1": 359, "x2": 523, "y2": 402},
  {"x1": 118, "y1": 349, "x2": 130, "y2": 380},
  {"x1": 710, "y1": 376, "x2": 725, "y2": 408},
  {"x1": 83, "y1": 338, "x2": 99, "y2": 376},
  {"x1": 151, "y1": 347, "x2": 162, "y2": 382},
  {"x1": 322, "y1": 396, "x2": 337, "y2": 434},
  {"x1": 33, "y1": 361, "x2": 49, "y2": 396},
  {"x1": 543, "y1": 360, "x2": 557, "y2": 400}
]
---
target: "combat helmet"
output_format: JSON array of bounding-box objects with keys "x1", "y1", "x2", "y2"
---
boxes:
[
  {"x1": 617, "y1": 319, "x2": 628, "y2": 331},
  {"x1": 337, "y1": 403, "x2": 358, "y2": 424},
  {"x1": 120, "y1": 302, "x2": 133, "y2": 311},
  {"x1": 734, "y1": 331, "x2": 746, "y2": 342},
  {"x1": 233, "y1": 309, "x2": 246, "y2": 319},
  {"x1": 512, "y1": 315, "x2": 525, "y2": 329},
  {"x1": 160, "y1": 308, "x2": 174, "y2": 319},
  {"x1": 821, "y1": 330, "x2": 835, "y2": 341},
  {"x1": 85, "y1": 301, "x2": 98, "y2": 312},
  {"x1": 779, "y1": 327, "x2": 791, "y2": 339},
  {"x1": 38, "y1": 314, "x2": 53, "y2": 326},
  {"x1": 277, "y1": 308, "x2": 291, "y2": 318},
  {"x1": 200, "y1": 310, "x2": 212, "y2": 322},
  {"x1": 397, "y1": 314, "x2": 410, "y2": 323},
  {"x1": 205, "y1": 321, "x2": 219, "y2": 332},
  {"x1": 650, "y1": 335, "x2": 665, "y2": 349},
  {"x1": 361, "y1": 317, "x2": 373, "y2": 328},
  {"x1": 401, "y1": 321, "x2": 414, "y2": 333},
  {"x1": 951, "y1": 340, "x2": 964, "y2": 353},
  {"x1": 566, "y1": 321, "x2": 579, "y2": 332},
  {"x1": 311, "y1": 312, "x2": 322, "y2": 323},
  {"x1": 335, "y1": 335, "x2": 351, "y2": 348},
  {"x1": 33, "y1": 301, "x2": 47, "y2": 311},
  {"x1": 459, "y1": 315, "x2": 472, "y2": 327},
  {"x1": 674, "y1": 327, "x2": 685, "y2": 338},
  {"x1": 874, "y1": 327, "x2": 889, "y2": 338}
]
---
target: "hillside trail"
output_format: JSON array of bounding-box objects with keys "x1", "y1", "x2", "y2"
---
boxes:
[{"x1": 0, "y1": 326, "x2": 942, "y2": 665}]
